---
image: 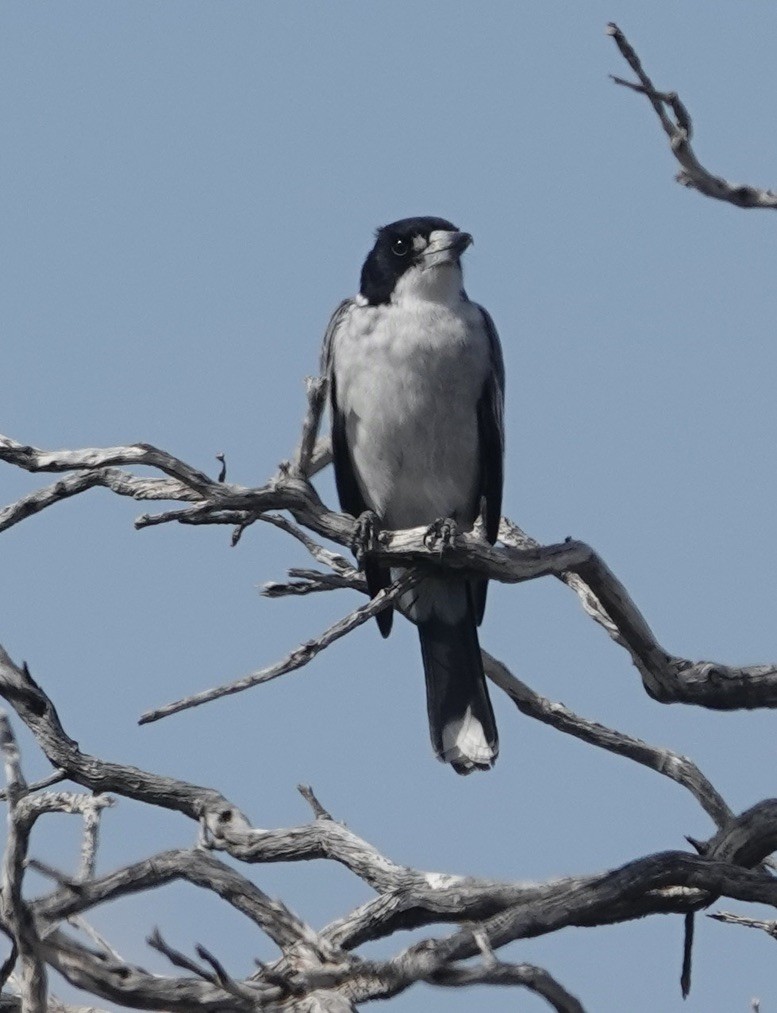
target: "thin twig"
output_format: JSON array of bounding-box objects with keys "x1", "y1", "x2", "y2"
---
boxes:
[{"x1": 139, "y1": 570, "x2": 421, "y2": 724}]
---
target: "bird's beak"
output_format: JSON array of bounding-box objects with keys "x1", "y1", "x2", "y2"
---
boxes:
[{"x1": 423, "y1": 229, "x2": 473, "y2": 266}]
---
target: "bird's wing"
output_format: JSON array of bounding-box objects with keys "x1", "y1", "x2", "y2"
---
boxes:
[
  {"x1": 471, "y1": 304, "x2": 505, "y2": 624},
  {"x1": 321, "y1": 299, "x2": 367, "y2": 519},
  {"x1": 322, "y1": 298, "x2": 393, "y2": 636},
  {"x1": 319, "y1": 298, "x2": 352, "y2": 376},
  {"x1": 475, "y1": 303, "x2": 505, "y2": 544}
]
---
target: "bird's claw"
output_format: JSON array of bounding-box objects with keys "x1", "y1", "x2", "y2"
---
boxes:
[
  {"x1": 352, "y1": 510, "x2": 381, "y2": 565},
  {"x1": 424, "y1": 516, "x2": 457, "y2": 555}
]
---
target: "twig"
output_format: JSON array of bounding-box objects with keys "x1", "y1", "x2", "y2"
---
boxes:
[
  {"x1": 139, "y1": 569, "x2": 421, "y2": 724},
  {"x1": 0, "y1": 769, "x2": 67, "y2": 803},
  {"x1": 261, "y1": 569, "x2": 366, "y2": 598},
  {"x1": 148, "y1": 928, "x2": 262, "y2": 1004},
  {"x1": 607, "y1": 22, "x2": 777, "y2": 209},
  {"x1": 66, "y1": 916, "x2": 127, "y2": 965},
  {"x1": 707, "y1": 910, "x2": 777, "y2": 940},
  {"x1": 297, "y1": 784, "x2": 333, "y2": 821},
  {"x1": 261, "y1": 513, "x2": 354, "y2": 575}
]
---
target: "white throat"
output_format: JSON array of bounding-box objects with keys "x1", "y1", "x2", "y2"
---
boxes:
[{"x1": 391, "y1": 262, "x2": 464, "y2": 308}]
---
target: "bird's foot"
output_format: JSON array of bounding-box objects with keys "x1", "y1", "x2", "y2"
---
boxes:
[
  {"x1": 352, "y1": 510, "x2": 381, "y2": 566},
  {"x1": 424, "y1": 516, "x2": 458, "y2": 556}
]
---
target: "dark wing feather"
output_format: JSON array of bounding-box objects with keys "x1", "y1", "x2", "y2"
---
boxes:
[
  {"x1": 329, "y1": 371, "x2": 367, "y2": 521},
  {"x1": 322, "y1": 299, "x2": 393, "y2": 637},
  {"x1": 321, "y1": 300, "x2": 364, "y2": 518},
  {"x1": 471, "y1": 304, "x2": 505, "y2": 624}
]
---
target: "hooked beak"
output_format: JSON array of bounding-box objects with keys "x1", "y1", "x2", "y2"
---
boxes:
[{"x1": 422, "y1": 229, "x2": 473, "y2": 267}]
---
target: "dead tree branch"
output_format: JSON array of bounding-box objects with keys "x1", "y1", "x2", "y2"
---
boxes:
[
  {"x1": 0, "y1": 713, "x2": 48, "y2": 1012},
  {"x1": 2, "y1": 340, "x2": 777, "y2": 1007},
  {"x1": 607, "y1": 22, "x2": 777, "y2": 209},
  {"x1": 707, "y1": 910, "x2": 777, "y2": 941},
  {"x1": 1, "y1": 623, "x2": 775, "y2": 1009},
  {"x1": 1, "y1": 22, "x2": 775, "y2": 1011},
  {"x1": 3, "y1": 430, "x2": 777, "y2": 722},
  {"x1": 3, "y1": 672, "x2": 777, "y2": 1012},
  {"x1": 138, "y1": 569, "x2": 422, "y2": 724}
]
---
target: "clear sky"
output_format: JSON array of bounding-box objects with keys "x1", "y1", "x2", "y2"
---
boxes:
[{"x1": 3, "y1": 3, "x2": 777, "y2": 1010}]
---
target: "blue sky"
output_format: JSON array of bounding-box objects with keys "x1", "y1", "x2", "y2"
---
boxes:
[{"x1": 3, "y1": 3, "x2": 777, "y2": 1010}]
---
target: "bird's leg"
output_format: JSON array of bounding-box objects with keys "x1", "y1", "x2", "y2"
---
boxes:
[
  {"x1": 424, "y1": 516, "x2": 458, "y2": 557},
  {"x1": 351, "y1": 510, "x2": 381, "y2": 566}
]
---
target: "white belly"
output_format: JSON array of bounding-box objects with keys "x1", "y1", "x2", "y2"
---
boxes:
[{"x1": 334, "y1": 298, "x2": 489, "y2": 529}]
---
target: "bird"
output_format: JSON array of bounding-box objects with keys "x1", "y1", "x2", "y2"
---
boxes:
[{"x1": 321, "y1": 216, "x2": 505, "y2": 774}]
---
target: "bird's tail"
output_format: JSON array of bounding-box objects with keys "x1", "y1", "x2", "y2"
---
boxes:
[{"x1": 417, "y1": 588, "x2": 498, "y2": 775}]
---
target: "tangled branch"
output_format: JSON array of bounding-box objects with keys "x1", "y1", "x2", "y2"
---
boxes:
[
  {"x1": 3, "y1": 421, "x2": 777, "y2": 725},
  {"x1": 4, "y1": 352, "x2": 777, "y2": 1006},
  {"x1": 1, "y1": 640, "x2": 777, "y2": 1011}
]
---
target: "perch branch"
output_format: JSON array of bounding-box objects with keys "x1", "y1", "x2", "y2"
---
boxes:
[{"x1": 4, "y1": 434, "x2": 777, "y2": 721}]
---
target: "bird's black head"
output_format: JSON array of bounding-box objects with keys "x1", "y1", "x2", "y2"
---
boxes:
[{"x1": 359, "y1": 216, "x2": 472, "y2": 306}]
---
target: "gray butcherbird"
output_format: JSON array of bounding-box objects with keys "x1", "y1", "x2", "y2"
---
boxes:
[{"x1": 321, "y1": 216, "x2": 505, "y2": 773}]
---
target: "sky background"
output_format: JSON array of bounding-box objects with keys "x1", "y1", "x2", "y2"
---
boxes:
[{"x1": 3, "y1": 3, "x2": 777, "y2": 1010}]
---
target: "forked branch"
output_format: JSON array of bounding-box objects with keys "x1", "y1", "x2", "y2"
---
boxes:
[
  {"x1": 607, "y1": 22, "x2": 777, "y2": 209},
  {"x1": 1, "y1": 670, "x2": 777, "y2": 1011},
  {"x1": 2, "y1": 429, "x2": 777, "y2": 721}
]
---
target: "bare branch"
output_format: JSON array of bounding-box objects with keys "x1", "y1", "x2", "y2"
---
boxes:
[
  {"x1": 38, "y1": 927, "x2": 263, "y2": 1012},
  {"x1": 0, "y1": 771, "x2": 67, "y2": 804},
  {"x1": 0, "y1": 713, "x2": 48, "y2": 1012},
  {"x1": 431, "y1": 960, "x2": 585, "y2": 1013},
  {"x1": 262, "y1": 569, "x2": 366, "y2": 598},
  {"x1": 708, "y1": 909, "x2": 777, "y2": 940},
  {"x1": 34, "y1": 848, "x2": 329, "y2": 957},
  {"x1": 0, "y1": 648, "x2": 251, "y2": 834},
  {"x1": 0, "y1": 438, "x2": 218, "y2": 496},
  {"x1": 260, "y1": 513, "x2": 355, "y2": 576},
  {"x1": 6, "y1": 431, "x2": 777, "y2": 719},
  {"x1": 607, "y1": 22, "x2": 777, "y2": 209},
  {"x1": 483, "y1": 652, "x2": 732, "y2": 827},
  {"x1": 0, "y1": 471, "x2": 193, "y2": 534},
  {"x1": 139, "y1": 569, "x2": 421, "y2": 724},
  {"x1": 1, "y1": 652, "x2": 776, "y2": 1010}
]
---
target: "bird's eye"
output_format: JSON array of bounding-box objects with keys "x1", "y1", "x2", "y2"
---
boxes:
[{"x1": 391, "y1": 236, "x2": 410, "y2": 257}]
